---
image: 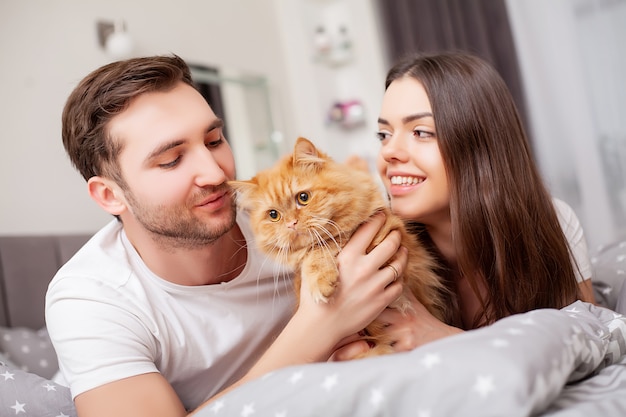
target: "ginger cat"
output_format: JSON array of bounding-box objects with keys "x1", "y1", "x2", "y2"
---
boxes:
[{"x1": 229, "y1": 137, "x2": 448, "y2": 357}]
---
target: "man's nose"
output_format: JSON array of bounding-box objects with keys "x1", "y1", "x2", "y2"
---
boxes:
[{"x1": 194, "y1": 148, "x2": 227, "y2": 186}]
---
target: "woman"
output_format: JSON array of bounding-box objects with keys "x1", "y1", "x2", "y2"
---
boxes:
[{"x1": 369, "y1": 51, "x2": 596, "y2": 350}]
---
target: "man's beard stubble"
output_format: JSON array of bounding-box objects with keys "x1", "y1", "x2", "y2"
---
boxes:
[{"x1": 124, "y1": 185, "x2": 238, "y2": 250}]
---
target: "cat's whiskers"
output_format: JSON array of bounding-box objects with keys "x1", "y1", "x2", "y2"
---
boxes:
[
  {"x1": 253, "y1": 239, "x2": 294, "y2": 306},
  {"x1": 309, "y1": 221, "x2": 343, "y2": 254},
  {"x1": 308, "y1": 227, "x2": 340, "y2": 272},
  {"x1": 311, "y1": 216, "x2": 347, "y2": 248}
]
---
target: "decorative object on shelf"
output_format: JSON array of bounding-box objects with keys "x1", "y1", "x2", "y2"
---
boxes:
[
  {"x1": 96, "y1": 20, "x2": 134, "y2": 59},
  {"x1": 313, "y1": 26, "x2": 333, "y2": 57},
  {"x1": 327, "y1": 99, "x2": 365, "y2": 129},
  {"x1": 312, "y1": 24, "x2": 353, "y2": 66}
]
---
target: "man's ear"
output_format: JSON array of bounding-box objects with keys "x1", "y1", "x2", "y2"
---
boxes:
[{"x1": 87, "y1": 176, "x2": 127, "y2": 216}]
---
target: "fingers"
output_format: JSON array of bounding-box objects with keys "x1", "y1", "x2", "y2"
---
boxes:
[
  {"x1": 330, "y1": 340, "x2": 370, "y2": 361},
  {"x1": 382, "y1": 247, "x2": 407, "y2": 286},
  {"x1": 341, "y1": 212, "x2": 387, "y2": 256}
]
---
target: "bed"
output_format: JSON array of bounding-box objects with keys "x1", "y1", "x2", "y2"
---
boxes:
[
  {"x1": 192, "y1": 301, "x2": 626, "y2": 417},
  {"x1": 1, "y1": 236, "x2": 625, "y2": 416}
]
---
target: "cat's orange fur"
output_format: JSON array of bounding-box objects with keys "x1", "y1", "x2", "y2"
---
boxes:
[{"x1": 229, "y1": 137, "x2": 447, "y2": 357}]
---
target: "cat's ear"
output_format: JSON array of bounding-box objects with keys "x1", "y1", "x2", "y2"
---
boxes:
[
  {"x1": 227, "y1": 180, "x2": 258, "y2": 210},
  {"x1": 293, "y1": 137, "x2": 327, "y2": 168}
]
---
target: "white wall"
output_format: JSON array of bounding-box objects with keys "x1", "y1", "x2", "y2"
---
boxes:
[
  {"x1": 0, "y1": 0, "x2": 386, "y2": 235},
  {"x1": 6, "y1": 0, "x2": 620, "y2": 250}
]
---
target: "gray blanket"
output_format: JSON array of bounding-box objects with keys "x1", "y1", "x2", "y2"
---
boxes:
[{"x1": 195, "y1": 301, "x2": 626, "y2": 417}]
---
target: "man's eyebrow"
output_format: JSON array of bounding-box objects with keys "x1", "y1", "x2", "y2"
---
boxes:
[
  {"x1": 208, "y1": 117, "x2": 225, "y2": 132},
  {"x1": 377, "y1": 112, "x2": 433, "y2": 125},
  {"x1": 145, "y1": 139, "x2": 186, "y2": 166},
  {"x1": 144, "y1": 118, "x2": 225, "y2": 165}
]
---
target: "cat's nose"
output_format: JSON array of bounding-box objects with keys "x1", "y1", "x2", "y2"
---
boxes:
[{"x1": 287, "y1": 219, "x2": 298, "y2": 230}]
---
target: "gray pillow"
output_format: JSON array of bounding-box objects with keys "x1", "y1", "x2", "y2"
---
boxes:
[
  {"x1": 0, "y1": 353, "x2": 76, "y2": 417},
  {"x1": 0, "y1": 326, "x2": 59, "y2": 379},
  {"x1": 591, "y1": 238, "x2": 626, "y2": 310}
]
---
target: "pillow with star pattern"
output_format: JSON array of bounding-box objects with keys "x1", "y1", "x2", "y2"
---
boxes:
[
  {"x1": 191, "y1": 301, "x2": 626, "y2": 417},
  {"x1": 0, "y1": 326, "x2": 59, "y2": 379},
  {"x1": 0, "y1": 353, "x2": 77, "y2": 417}
]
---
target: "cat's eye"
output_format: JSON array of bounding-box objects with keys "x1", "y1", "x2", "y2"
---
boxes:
[
  {"x1": 296, "y1": 191, "x2": 310, "y2": 206},
  {"x1": 268, "y1": 209, "x2": 281, "y2": 222}
]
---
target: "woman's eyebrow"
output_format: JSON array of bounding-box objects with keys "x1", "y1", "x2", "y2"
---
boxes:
[
  {"x1": 401, "y1": 112, "x2": 433, "y2": 124},
  {"x1": 378, "y1": 112, "x2": 433, "y2": 126}
]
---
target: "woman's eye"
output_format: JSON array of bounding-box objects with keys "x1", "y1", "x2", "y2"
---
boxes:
[
  {"x1": 375, "y1": 131, "x2": 390, "y2": 142},
  {"x1": 413, "y1": 129, "x2": 435, "y2": 139},
  {"x1": 268, "y1": 209, "x2": 282, "y2": 222},
  {"x1": 158, "y1": 156, "x2": 181, "y2": 169},
  {"x1": 296, "y1": 191, "x2": 310, "y2": 206}
]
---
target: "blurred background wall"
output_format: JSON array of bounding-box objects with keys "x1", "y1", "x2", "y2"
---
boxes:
[{"x1": 0, "y1": 0, "x2": 624, "y2": 251}]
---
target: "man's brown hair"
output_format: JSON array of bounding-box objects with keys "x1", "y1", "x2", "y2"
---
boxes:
[{"x1": 62, "y1": 55, "x2": 194, "y2": 184}]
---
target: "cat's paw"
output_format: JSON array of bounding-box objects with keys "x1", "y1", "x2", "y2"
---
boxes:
[{"x1": 309, "y1": 280, "x2": 337, "y2": 304}]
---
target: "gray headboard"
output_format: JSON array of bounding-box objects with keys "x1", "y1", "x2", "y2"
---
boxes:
[{"x1": 0, "y1": 234, "x2": 92, "y2": 329}]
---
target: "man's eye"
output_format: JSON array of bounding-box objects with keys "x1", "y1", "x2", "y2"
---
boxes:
[
  {"x1": 206, "y1": 137, "x2": 224, "y2": 148},
  {"x1": 158, "y1": 156, "x2": 181, "y2": 168}
]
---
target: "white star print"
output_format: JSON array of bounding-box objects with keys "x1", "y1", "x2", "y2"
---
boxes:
[
  {"x1": 370, "y1": 387, "x2": 384, "y2": 407},
  {"x1": 519, "y1": 317, "x2": 535, "y2": 325},
  {"x1": 289, "y1": 371, "x2": 303, "y2": 384},
  {"x1": 421, "y1": 353, "x2": 441, "y2": 369},
  {"x1": 1, "y1": 370, "x2": 15, "y2": 381},
  {"x1": 321, "y1": 374, "x2": 338, "y2": 391},
  {"x1": 10, "y1": 400, "x2": 26, "y2": 414},
  {"x1": 56, "y1": 413, "x2": 69, "y2": 417},
  {"x1": 603, "y1": 287, "x2": 614, "y2": 295},
  {"x1": 43, "y1": 382, "x2": 57, "y2": 391},
  {"x1": 617, "y1": 254, "x2": 625, "y2": 262},
  {"x1": 506, "y1": 328, "x2": 523, "y2": 335},
  {"x1": 491, "y1": 338, "x2": 509, "y2": 348},
  {"x1": 241, "y1": 403, "x2": 255, "y2": 417},
  {"x1": 473, "y1": 375, "x2": 495, "y2": 397},
  {"x1": 210, "y1": 400, "x2": 224, "y2": 414},
  {"x1": 565, "y1": 307, "x2": 580, "y2": 314}
]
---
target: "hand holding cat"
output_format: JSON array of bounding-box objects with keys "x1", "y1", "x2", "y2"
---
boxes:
[
  {"x1": 229, "y1": 213, "x2": 407, "y2": 389},
  {"x1": 297, "y1": 212, "x2": 406, "y2": 341},
  {"x1": 331, "y1": 291, "x2": 463, "y2": 361},
  {"x1": 370, "y1": 292, "x2": 463, "y2": 352}
]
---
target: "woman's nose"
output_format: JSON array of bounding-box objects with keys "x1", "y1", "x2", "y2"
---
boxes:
[{"x1": 380, "y1": 134, "x2": 408, "y2": 163}]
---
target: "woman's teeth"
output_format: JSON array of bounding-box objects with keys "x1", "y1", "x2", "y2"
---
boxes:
[{"x1": 390, "y1": 176, "x2": 424, "y2": 185}]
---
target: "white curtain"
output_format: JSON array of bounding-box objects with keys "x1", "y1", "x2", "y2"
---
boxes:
[{"x1": 506, "y1": 0, "x2": 626, "y2": 250}]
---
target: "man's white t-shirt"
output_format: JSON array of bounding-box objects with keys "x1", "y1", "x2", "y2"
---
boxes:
[{"x1": 45, "y1": 212, "x2": 295, "y2": 410}]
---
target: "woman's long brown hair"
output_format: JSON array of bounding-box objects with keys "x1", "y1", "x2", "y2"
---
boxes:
[{"x1": 386, "y1": 52, "x2": 579, "y2": 328}]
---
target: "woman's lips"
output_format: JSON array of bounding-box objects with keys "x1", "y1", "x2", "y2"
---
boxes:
[{"x1": 387, "y1": 175, "x2": 425, "y2": 196}]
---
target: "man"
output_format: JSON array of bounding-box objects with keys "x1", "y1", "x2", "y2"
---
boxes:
[{"x1": 45, "y1": 55, "x2": 405, "y2": 417}]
